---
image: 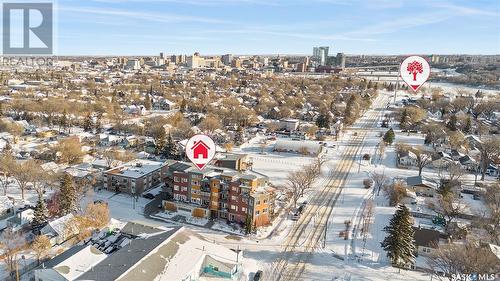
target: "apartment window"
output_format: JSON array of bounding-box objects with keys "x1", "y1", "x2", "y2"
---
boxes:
[
  {"x1": 181, "y1": 178, "x2": 188, "y2": 183},
  {"x1": 174, "y1": 185, "x2": 179, "y2": 191},
  {"x1": 174, "y1": 176, "x2": 179, "y2": 182},
  {"x1": 256, "y1": 200, "x2": 260, "y2": 205},
  {"x1": 192, "y1": 180, "x2": 199, "y2": 186},
  {"x1": 181, "y1": 186, "x2": 188, "y2": 192},
  {"x1": 242, "y1": 207, "x2": 247, "y2": 212},
  {"x1": 231, "y1": 195, "x2": 238, "y2": 201},
  {"x1": 264, "y1": 199, "x2": 267, "y2": 203},
  {"x1": 256, "y1": 210, "x2": 260, "y2": 215},
  {"x1": 232, "y1": 186, "x2": 238, "y2": 192},
  {"x1": 263, "y1": 208, "x2": 267, "y2": 213}
]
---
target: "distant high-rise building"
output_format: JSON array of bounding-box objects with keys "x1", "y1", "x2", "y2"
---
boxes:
[
  {"x1": 222, "y1": 54, "x2": 233, "y2": 66},
  {"x1": 187, "y1": 53, "x2": 204, "y2": 68},
  {"x1": 125, "y1": 59, "x2": 141, "y2": 70},
  {"x1": 336, "y1": 52, "x2": 346, "y2": 69},
  {"x1": 313, "y1": 46, "x2": 329, "y2": 66},
  {"x1": 304, "y1": 56, "x2": 310, "y2": 66},
  {"x1": 297, "y1": 63, "x2": 307, "y2": 72},
  {"x1": 160, "y1": 52, "x2": 164, "y2": 59},
  {"x1": 231, "y1": 58, "x2": 242, "y2": 69}
]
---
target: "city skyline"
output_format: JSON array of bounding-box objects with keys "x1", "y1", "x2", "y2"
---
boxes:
[{"x1": 51, "y1": 0, "x2": 499, "y2": 55}]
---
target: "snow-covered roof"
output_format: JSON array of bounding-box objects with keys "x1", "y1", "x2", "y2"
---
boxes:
[
  {"x1": 40, "y1": 245, "x2": 107, "y2": 280},
  {"x1": 275, "y1": 139, "x2": 322, "y2": 154},
  {"x1": 106, "y1": 159, "x2": 166, "y2": 179},
  {"x1": 45, "y1": 213, "x2": 75, "y2": 237}
]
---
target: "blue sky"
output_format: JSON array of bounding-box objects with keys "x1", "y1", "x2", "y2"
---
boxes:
[{"x1": 54, "y1": 0, "x2": 499, "y2": 55}]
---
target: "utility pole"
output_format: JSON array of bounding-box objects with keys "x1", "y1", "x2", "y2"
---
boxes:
[
  {"x1": 323, "y1": 218, "x2": 327, "y2": 248},
  {"x1": 393, "y1": 74, "x2": 399, "y2": 104}
]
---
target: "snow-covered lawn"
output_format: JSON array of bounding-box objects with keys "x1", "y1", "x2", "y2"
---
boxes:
[
  {"x1": 211, "y1": 220, "x2": 245, "y2": 235},
  {"x1": 153, "y1": 210, "x2": 209, "y2": 226}
]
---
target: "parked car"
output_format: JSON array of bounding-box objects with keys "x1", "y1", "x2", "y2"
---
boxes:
[
  {"x1": 253, "y1": 270, "x2": 263, "y2": 281},
  {"x1": 93, "y1": 200, "x2": 108, "y2": 205},
  {"x1": 143, "y1": 193, "x2": 155, "y2": 199}
]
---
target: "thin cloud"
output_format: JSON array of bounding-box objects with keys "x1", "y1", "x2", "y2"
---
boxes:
[
  {"x1": 199, "y1": 28, "x2": 376, "y2": 41},
  {"x1": 59, "y1": 5, "x2": 228, "y2": 24}
]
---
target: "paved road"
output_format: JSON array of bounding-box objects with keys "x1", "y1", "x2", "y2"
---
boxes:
[{"x1": 270, "y1": 93, "x2": 388, "y2": 281}]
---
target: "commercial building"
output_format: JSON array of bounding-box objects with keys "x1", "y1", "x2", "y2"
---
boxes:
[
  {"x1": 187, "y1": 53, "x2": 205, "y2": 68},
  {"x1": 222, "y1": 54, "x2": 233, "y2": 66},
  {"x1": 35, "y1": 224, "x2": 242, "y2": 281},
  {"x1": 313, "y1": 46, "x2": 329, "y2": 66},
  {"x1": 336, "y1": 52, "x2": 346, "y2": 69}
]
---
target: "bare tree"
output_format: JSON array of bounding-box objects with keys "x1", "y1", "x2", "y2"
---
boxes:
[
  {"x1": 56, "y1": 137, "x2": 85, "y2": 164},
  {"x1": 11, "y1": 160, "x2": 40, "y2": 200},
  {"x1": 286, "y1": 170, "x2": 309, "y2": 208},
  {"x1": 479, "y1": 183, "x2": 500, "y2": 244},
  {"x1": 377, "y1": 141, "x2": 386, "y2": 161},
  {"x1": 0, "y1": 155, "x2": 15, "y2": 195},
  {"x1": 412, "y1": 147, "x2": 432, "y2": 176},
  {"x1": 478, "y1": 137, "x2": 500, "y2": 180},
  {"x1": 427, "y1": 243, "x2": 499, "y2": 280},
  {"x1": 31, "y1": 235, "x2": 51, "y2": 264},
  {"x1": 371, "y1": 172, "x2": 389, "y2": 195},
  {"x1": 445, "y1": 162, "x2": 465, "y2": 184},
  {"x1": 428, "y1": 194, "x2": 465, "y2": 229},
  {"x1": 0, "y1": 227, "x2": 26, "y2": 277},
  {"x1": 383, "y1": 181, "x2": 407, "y2": 206}
]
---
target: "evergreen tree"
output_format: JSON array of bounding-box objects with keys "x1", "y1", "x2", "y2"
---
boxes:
[
  {"x1": 464, "y1": 116, "x2": 472, "y2": 134},
  {"x1": 447, "y1": 114, "x2": 458, "y2": 131},
  {"x1": 400, "y1": 109, "x2": 409, "y2": 130},
  {"x1": 234, "y1": 127, "x2": 245, "y2": 145},
  {"x1": 383, "y1": 128, "x2": 395, "y2": 145},
  {"x1": 144, "y1": 95, "x2": 152, "y2": 110},
  {"x1": 4, "y1": 141, "x2": 12, "y2": 152},
  {"x1": 169, "y1": 135, "x2": 180, "y2": 160},
  {"x1": 58, "y1": 174, "x2": 77, "y2": 216},
  {"x1": 155, "y1": 129, "x2": 167, "y2": 156},
  {"x1": 94, "y1": 115, "x2": 102, "y2": 133},
  {"x1": 59, "y1": 109, "x2": 68, "y2": 133},
  {"x1": 244, "y1": 214, "x2": 253, "y2": 234},
  {"x1": 381, "y1": 205, "x2": 415, "y2": 267},
  {"x1": 316, "y1": 112, "x2": 331, "y2": 128},
  {"x1": 32, "y1": 193, "x2": 48, "y2": 231},
  {"x1": 163, "y1": 133, "x2": 179, "y2": 159},
  {"x1": 387, "y1": 83, "x2": 394, "y2": 91},
  {"x1": 83, "y1": 113, "x2": 93, "y2": 132}
]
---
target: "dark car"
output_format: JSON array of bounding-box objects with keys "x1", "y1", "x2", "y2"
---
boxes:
[
  {"x1": 143, "y1": 193, "x2": 155, "y2": 199},
  {"x1": 254, "y1": 270, "x2": 263, "y2": 281},
  {"x1": 93, "y1": 200, "x2": 108, "y2": 205}
]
